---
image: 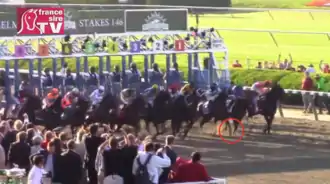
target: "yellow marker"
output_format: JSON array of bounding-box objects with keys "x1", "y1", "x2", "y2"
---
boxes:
[{"x1": 108, "y1": 41, "x2": 119, "y2": 54}]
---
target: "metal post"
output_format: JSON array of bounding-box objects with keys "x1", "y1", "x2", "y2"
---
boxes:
[
  {"x1": 76, "y1": 57, "x2": 82, "y2": 90},
  {"x1": 84, "y1": 56, "x2": 88, "y2": 73},
  {"x1": 106, "y1": 56, "x2": 111, "y2": 72},
  {"x1": 144, "y1": 54, "x2": 149, "y2": 84},
  {"x1": 128, "y1": 55, "x2": 133, "y2": 66},
  {"x1": 99, "y1": 56, "x2": 104, "y2": 85},
  {"x1": 52, "y1": 58, "x2": 57, "y2": 87},
  {"x1": 172, "y1": 53, "x2": 176, "y2": 65},
  {"x1": 193, "y1": 53, "x2": 199, "y2": 67},
  {"x1": 37, "y1": 58, "x2": 42, "y2": 96},
  {"x1": 14, "y1": 60, "x2": 20, "y2": 94},
  {"x1": 121, "y1": 56, "x2": 127, "y2": 88},
  {"x1": 166, "y1": 54, "x2": 171, "y2": 85},
  {"x1": 188, "y1": 53, "x2": 192, "y2": 82},
  {"x1": 4, "y1": 60, "x2": 10, "y2": 104},
  {"x1": 150, "y1": 54, "x2": 155, "y2": 67}
]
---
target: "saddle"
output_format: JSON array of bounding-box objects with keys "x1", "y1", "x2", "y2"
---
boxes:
[{"x1": 202, "y1": 100, "x2": 213, "y2": 114}]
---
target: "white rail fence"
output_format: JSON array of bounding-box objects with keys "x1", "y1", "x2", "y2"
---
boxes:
[{"x1": 213, "y1": 28, "x2": 330, "y2": 48}]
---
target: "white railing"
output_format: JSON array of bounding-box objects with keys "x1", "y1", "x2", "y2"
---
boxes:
[
  {"x1": 213, "y1": 28, "x2": 330, "y2": 48},
  {"x1": 170, "y1": 178, "x2": 227, "y2": 184}
]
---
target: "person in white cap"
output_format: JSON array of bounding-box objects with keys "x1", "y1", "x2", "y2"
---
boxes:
[{"x1": 90, "y1": 86, "x2": 105, "y2": 107}]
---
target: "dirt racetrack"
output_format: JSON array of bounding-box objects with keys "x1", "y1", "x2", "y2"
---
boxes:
[{"x1": 160, "y1": 108, "x2": 330, "y2": 184}]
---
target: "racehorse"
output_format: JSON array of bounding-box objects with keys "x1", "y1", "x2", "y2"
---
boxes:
[
  {"x1": 246, "y1": 83, "x2": 285, "y2": 134},
  {"x1": 60, "y1": 96, "x2": 90, "y2": 134},
  {"x1": 34, "y1": 96, "x2": 64, "y2": 130},
  {"x1": 144, "y1": 90, "x2": 172, "y2": 135},
  {"x1": 198, "y1": 90, "x2": 229, "y2": 132},
  {"x1": 10, "y1": 93, "x2": 42, "y2": 123},
  {"x1": 85, "y1": 93, "x2": 118, "y2": 127},
  {"x1": 170, "y1": 89, "x2": 201, "y2": 138},
  {"x1": 117, "y1": 94, "x2": 146, "y2": 134}
]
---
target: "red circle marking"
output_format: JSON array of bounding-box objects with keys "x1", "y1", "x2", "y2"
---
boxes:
[{"x1": 217, "y1": 118, "x2": 244, "y2": 145}]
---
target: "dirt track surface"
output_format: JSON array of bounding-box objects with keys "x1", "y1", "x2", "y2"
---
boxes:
[{"x1": 157, "y1": 108, "x2": 330, "y2": 184}]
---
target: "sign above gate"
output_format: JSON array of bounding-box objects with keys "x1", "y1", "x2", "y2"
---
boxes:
[{"x1": 125, "y1": 9, "x2": 188, "y2": 32}]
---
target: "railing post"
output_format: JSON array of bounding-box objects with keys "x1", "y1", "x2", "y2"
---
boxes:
[
  {"x1": 269, "y1": 32, "x2": 279, "y2": 47},
  {"x1": 309, "y1": 11, "x2": 315, "y2": 20},
  {"x1": 267, "y1": 10, "x2": 274, "y2": 20},
  {"x1": 312, "y1": 93, "x2": 318, "y2": 121}
]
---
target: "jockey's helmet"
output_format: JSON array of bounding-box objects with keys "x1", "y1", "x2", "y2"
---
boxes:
[
  {"x1": 152, "y1": 84, "x2": 158, "y2": 90},
  {"x1": 98, "y1": 86, "x2": 105, "y2": 92},
  {"x1": 210, "y1": 83, "x2": 217, "y2": 90},
  {"x1": 264, "y1": 80, "x2": 272, "y2": 86},
  {"x1": 51, "y1": 88, "x2": 59, "y2": 95},
  {"x1": 72, "y1": 88, "x2": 80, "y2": 96}
]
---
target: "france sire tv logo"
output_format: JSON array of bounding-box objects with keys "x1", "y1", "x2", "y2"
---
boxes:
[{"x1": 16, "y1": 7, "x2": 64, "y2": 35}]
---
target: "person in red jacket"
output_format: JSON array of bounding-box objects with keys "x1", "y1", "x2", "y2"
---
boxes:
[
  {"x1": 301, "y1": 72, "x2": 314, "y2": 113},
  {"x1": 172, "y1": 152, "x2": 211, "y2": 183},
  {"x1": 61, "y1": 88, "x2": 79, "y2": 109}
]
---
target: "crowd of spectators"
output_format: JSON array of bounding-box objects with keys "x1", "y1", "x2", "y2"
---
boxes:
[
  {"x1": 0, "y1": 119, "x2": 212, "y2": 184},
  {"x1": 232, "y1": 56, "x2": 330, "y2": 74}
]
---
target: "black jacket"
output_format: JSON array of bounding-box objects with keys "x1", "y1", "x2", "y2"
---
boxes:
[{"x1": 61, "y1": 150, "x2": 83, "y2": 184}]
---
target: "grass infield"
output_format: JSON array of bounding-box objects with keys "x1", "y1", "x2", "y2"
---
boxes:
[{"x1": 2, "y1": 0, "x2": 329, "y2": 78}]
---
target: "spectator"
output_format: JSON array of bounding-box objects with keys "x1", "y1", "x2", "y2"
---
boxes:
[
  {"x1": 232, "y1": 60, "x2": 242, "y2": 68},
  {"x1": 95, "y1": 133, "x2": 110, "y2": 184},
  {"x1": 41, "y1": 131, "x2": 53, "y2": 150},
  {"x1": 297, "y1": 65, "x2": 306, "y2": 72},
  {"x1": 26, "y1": 128, "x2": 35, "y2": 146},
  {"x1": 255, "y1": 62, "x2": 262, "y2": 69},
  {"x1": 75, "y1": 128, "x2": 87, "y2": 160},
  {"x1": 84, "y1": 124, "x2": 104, "y2": 184},
  {"x1": 132, "y1": 142, "x2": 171, "y2": 184},
  {"x1": 27, "y1": 155, "x2": 45, "y2": 184},
  {"x1": 121, "y1": 133, "x2": 138, "y2": 184},
  {"x1": 306, "y1": 64, "x2": 316, "y2": 73},
  {"x1": 8, "y1": 131, "x2": 31, "y2": 171},
  {"x1": 61, "y1": 140, "x2": 83, "y2": 184},
  {"x1": 319, "y1": 60, "x2": 330, "y2": 74},
  {"x1": 159, "y1": 135, "x2": 177, "y2": 184},
  {"x1": 301, "y1": 72, "x2": 314, "y2": 113},
  {"x1": 0, "y1": 135, "x2": 6, "y2": 169},
  {"x1": 64, "y1": 68, "x2": 76, "y2": 87},
  {"x1": 59, "y1": 132, "x2": 69, "y2": 149},
  {"x1": 102, "y1": 137, "x2": 124, "y2": 184},
  {"x1": 172, "y1": 152, "x2": 211, "y2": 183},
  {"x1": 30, "y1": 136, "x2": 43, "y2": 156},
  {"x1": 315, "y1": 74, "x2": 330, "y2": 114}
]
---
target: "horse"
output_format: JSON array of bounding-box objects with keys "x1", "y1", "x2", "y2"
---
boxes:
[
  {"x1": 170, "y1": 90, "x2": 200, "y2": 138},
  {"x1": 85, "y1": 93, "x2": 118, "y2": 127},
  {"x1": 225, "y1": 97, "x2": 250, "y2": 136},
  {"x1": 34, "y1": 96, "x2": 64, "y2": 130},
  {"x1": 246, "y1": 83, "x2": 285, "y2": 134},
  {"x1": 117, "y1": 93, "x2": 146, "y2": 134},
  {"x1": 144, "y1": 90, "x2": 172, "y2": 135},
  {"x1": 198, "y1": 90, "x2": 229, "y2": 132},
  {"x1": 60, "y1": 96, "x2": 90, "y2": 134},
  {"x1": 10, "y1": 93, "x2": 42, "y2": 123}
]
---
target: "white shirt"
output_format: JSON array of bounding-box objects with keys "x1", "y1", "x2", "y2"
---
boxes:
[
  {"x1": 27, "y1": 165, "x2": 44, "y2": 184},
  {"x1": 306, "y1": 67, "x2": 316, "y2": 73},
  {"x1": 132, "y1": 152, "x2": 171, "y2": 184}
]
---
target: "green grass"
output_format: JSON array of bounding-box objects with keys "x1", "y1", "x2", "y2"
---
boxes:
[{"x1": 5, "y1": 0, "x2": 330, "y2": 77}]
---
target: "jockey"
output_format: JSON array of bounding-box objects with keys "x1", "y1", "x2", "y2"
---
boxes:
[
  {"x1": 205, "y1": 83, "x2": 220, "y2": 102},
  {"x1": 180, "y1": 83, "x2": 193, "y2": 105},
  {"x1": 120, "y1": 88, "x2": 136, "y2": 106},
  {"x1": 142, "y1": 84, "x2": 159, "y2": 106},
  {"x1": 251, "y1": 80, "x2": 272, "y2": 112},
  {"x1": 89, "y1": 86, "x2": 105, "y2": 106},
  {"x1": 61, "y1": 88, "x2": 80, "y2": 109},
  {"x1": 169, "y1": 84, "x2": 180, "y2": 98},
  {"x1": 43, "y1": 88, "x2": 60, "y2": 108}
]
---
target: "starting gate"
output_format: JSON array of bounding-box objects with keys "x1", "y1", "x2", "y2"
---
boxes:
[{"x1": 0, "y1": 5, "x2": 229, "y2": 104}]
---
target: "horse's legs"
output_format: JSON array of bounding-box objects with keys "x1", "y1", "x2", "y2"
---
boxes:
[
  {"x1": 182, "y1": 119, "x2": 194, "y2": 139},
  {"x1": 264, "y1": 114, "x2": 274, "y2": 134}
]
